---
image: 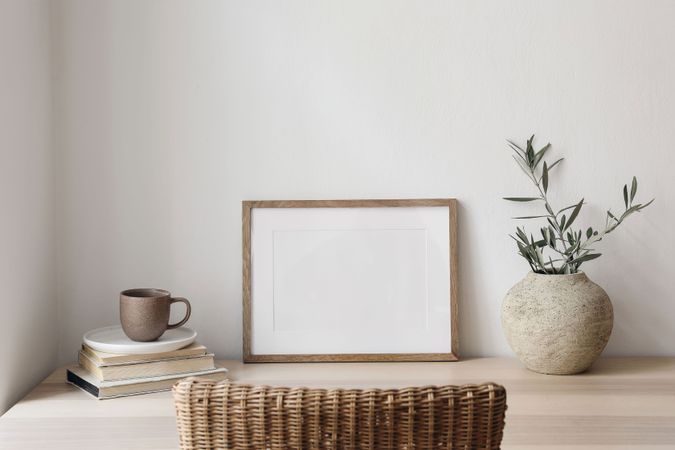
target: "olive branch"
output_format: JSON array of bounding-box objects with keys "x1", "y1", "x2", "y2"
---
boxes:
[{"x1": 505, "y1": 135, "x2": 654, "y2": 274}]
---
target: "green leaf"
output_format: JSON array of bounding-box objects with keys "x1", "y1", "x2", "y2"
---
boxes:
[
  {"x1": 526, "y1": 136, "x2": 535, "y2": 165},
  {"x1": 535, "y1": 247, "x2": 546, "y2": 267},
  {"x1": 512, "y1": 215, "x2": 551, "y2": 219},
  {"x1": 541, "y1": 227, "x2": 555, "y2": 248},
  {"x1": 512, "y1": 155, "x2": 534, "y2": 179},
  {"x1": 586, "y1": 227, "x2": 593, "y2": 239},
  {"x1": 532, "y1": 143, "x2": 551, "y2": 168},
  {"x1": 542, "y1": 161, "x2": 549, "y2": 193},
  {"x1": 560, "y1": 214, "x2": 567, "y2": 231},
  {"x1": 534, "y1": 239, "x2": 547, "y2": 248},
  {"x1": 548, "y1": 226, "x2": 557, "y2": 246},
  {"x1": 630, "y1": 176, "x2": 637, "y2": 202},
  {"x1": 506, "y1": 140, "x2": 525, "y2": 155},
  {"x1": 564, "y1": 198, "x2": 584, "y2": 231},
  {"x1": 570, "y1": 253, "x2": 602, "y2": 264},
  {"x1": 623, "y1": 184, "x2": 628, "y2": 208},
  {"x1": 516, "y1": 241, "x2": 527, "y2": 255},
  {"x1": 621, "y1": 204, "x2": 642, "y2": 219},
  {"x1": 544, "y1": 203, "x2": 555, "y2": 216},
  {"x1": 548, "y1": 157, "x2": 564, "y2": 171},
  {"x1": 503, "y1": 197, "x2": 541, "y2": 202},
  {"x1": 516, "y1": 227, "x2": 528, "y2": 242},
  {"x1": 638, "y1": 198, "x2": 654, "y2": 211},
  {"x1": 557, "y1": 201, "x2": 586, "y2": 216}
]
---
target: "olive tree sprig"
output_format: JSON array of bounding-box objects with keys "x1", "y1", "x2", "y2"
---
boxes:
[{"x1": 504, "y1": 135, "x2": 653, "y2": 274}]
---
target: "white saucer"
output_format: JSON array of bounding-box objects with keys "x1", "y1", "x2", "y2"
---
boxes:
[{"x1": 83, "y1": 326, "x2": 197, "y2": 355}]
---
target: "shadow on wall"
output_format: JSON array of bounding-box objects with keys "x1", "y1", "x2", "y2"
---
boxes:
[
  {"x1": 592, "y1": 226, "x2": 671, "y2": 356},
  {"x1": 609, "y1": 268, "x2": 672, "y2": 356},
  {"x1": 0, "y1": 296, "x2": 57, "y2": 414},
  {"x1": 455, "y1": 201, "x2": 510, "y2": 357}
]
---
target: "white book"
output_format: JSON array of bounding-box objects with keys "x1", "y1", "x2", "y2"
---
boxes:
[
  {"x1": 78, "y1": 350, "x2": 216, "y2": 381},
  {"x1": 81, "y1": 342, "x2": 208, "y2": 365}
]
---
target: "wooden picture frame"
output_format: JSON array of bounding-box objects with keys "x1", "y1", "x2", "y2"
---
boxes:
[{"x1": 242, "y1": 199, "x2": 458, "y2": 363}]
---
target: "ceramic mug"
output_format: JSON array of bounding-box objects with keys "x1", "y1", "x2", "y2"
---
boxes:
[{"x1": 120, "y1": 288, "x2": 191, "y2": 342}]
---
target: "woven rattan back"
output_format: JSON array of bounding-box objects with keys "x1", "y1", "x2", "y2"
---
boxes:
[{"x1": 173, "y1": 378, "x2": 507, "y2": 450}]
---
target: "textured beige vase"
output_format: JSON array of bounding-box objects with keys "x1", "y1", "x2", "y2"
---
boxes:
[{"x1": 502, "y1": 272, "x2": 613, "y2": 375}]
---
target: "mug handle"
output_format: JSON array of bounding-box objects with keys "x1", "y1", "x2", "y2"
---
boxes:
[{"x1": 167, "y1": 297, "x2": 191, "y2": 329}]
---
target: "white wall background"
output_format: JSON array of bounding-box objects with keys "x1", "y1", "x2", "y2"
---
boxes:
[
  {"x1": 52, "y1": 0, "x2": 674, "y2": 364},
  {"x1": 0, "y1": 0, "x2": 56, "y2": 413}
]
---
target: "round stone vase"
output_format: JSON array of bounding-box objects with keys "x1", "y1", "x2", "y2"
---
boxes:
[{"x1": 501, "y1": 272, "x2": 613, "y2": 375}]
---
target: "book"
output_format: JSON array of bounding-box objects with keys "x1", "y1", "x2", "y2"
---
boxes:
[
  {"x1": 78, "y1": 350, "x2": 216, "y2": 381},
  {"x1": 81, "y1": 342, "x2": 207, "y2": 365},
  {"x1": 66, "y1": 365, "x2": 228, "y2": 399}
]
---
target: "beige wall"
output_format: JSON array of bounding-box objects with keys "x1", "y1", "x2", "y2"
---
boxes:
[
  {"x1": 0, "y1": 0, "x2": 56, "y2": 414},
  {"x1": 2, "y1": 2, "x2": 673, "y2": 405},
  {"x1": 53, "y1": 0, "x2": 675, "y2": 363}
]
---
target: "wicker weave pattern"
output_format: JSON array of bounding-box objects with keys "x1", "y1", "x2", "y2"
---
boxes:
[{"x1": 173, "y1": 378, "x2": 507, "y2": 450}]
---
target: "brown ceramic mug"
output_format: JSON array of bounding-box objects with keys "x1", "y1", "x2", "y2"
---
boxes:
[{"x1": 120, "y1": 288, "x2": 191, "y2": 342}]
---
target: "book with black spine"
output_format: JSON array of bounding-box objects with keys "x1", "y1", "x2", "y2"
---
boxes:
[{"x1": 66, "y1": 364, "x2": 228, "y2": 399}]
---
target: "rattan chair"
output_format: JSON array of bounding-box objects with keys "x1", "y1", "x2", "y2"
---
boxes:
[{"x1": 173, "y1": 378, "x2": 507, "y2": 450}]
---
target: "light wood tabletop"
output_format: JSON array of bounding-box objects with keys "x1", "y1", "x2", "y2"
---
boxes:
[{"x1": 0, "y1": 357, "x2": 674, "y2": 449}]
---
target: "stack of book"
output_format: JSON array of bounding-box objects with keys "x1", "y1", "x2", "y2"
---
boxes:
[{"x1": 67, "y1": 342, "x2": 227, "y2": 399}]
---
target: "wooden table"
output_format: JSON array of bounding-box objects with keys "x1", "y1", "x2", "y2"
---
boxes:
[{"x1": 0, "y1": 357, "x2": 673, "y2": 449}]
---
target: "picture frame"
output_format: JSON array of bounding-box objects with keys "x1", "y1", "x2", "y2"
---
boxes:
[{"x1": 242, "y1": 199, "x2": 458, "y2": 362}]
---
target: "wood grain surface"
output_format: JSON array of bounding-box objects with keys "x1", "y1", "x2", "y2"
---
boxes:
[{"x1": 1, "y1": 357, "x2": 674, "y2": 449}]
